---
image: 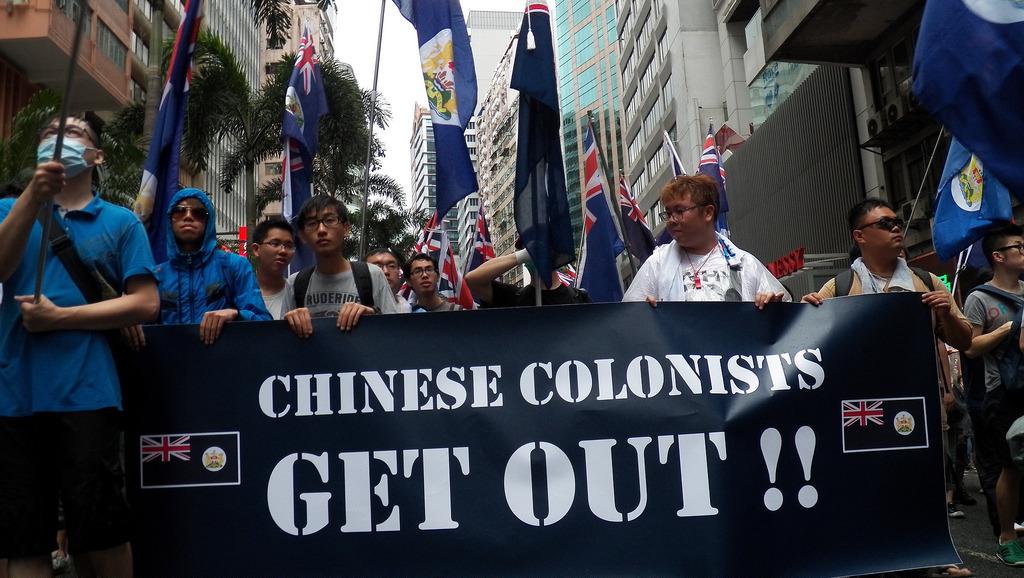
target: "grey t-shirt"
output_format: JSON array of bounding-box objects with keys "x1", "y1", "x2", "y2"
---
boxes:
[
  {"x1": 287, "y1": 266, "x2": 399, "y2": 318},
  {"x1": 963, "y1": 281, "x2": 1024, "y2": 391}
]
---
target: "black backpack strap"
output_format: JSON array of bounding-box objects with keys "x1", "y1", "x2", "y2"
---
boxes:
[
  {"x1": 909, "y1": 267, "x2": 936, "y2": 292},
  {"x1": 973, "y1": 284, "x2": 1024, "y2": 307},
  {"x1": 36, "y1": 210, "x2": 102, "y2": 304},
  {"x1": 833, "y1": 270, "x2": 854, "y2": 297},
  {"x1": 351, "y1": 261, "x2": 375, "y2": 308},
  {"x1": 293, "y1": 266, "x2": 316, "y2": 309}
]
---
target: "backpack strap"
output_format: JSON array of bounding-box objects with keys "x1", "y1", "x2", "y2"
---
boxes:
[
  {"x1": 973, "y1": 284, "x2": 1024, "y2": 307},
  {"x1": 293, "y1": 266, "x2": 316, "y2": 309},
  {"x1": 36, "y1": 210, "x2": 103, "y2": 304},
  {"x1": 909, "y1": 267, "x2": 936, "y2": 292},
  {"x1": 351, "y1": 261, "x2": 375, "y2": 309},
  {"x1": 833, "y1": 270, "x2": 854, "y2": 297}
]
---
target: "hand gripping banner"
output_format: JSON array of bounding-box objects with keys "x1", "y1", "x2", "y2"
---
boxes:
[{"x1": 123, "y1": 294, "x2": 958, "y2": 576}]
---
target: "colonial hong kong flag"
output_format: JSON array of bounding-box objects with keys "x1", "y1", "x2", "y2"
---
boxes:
[
  {"x1": 698, "y1": 123, "x2": 729, "y2": 234},
  {"x1": 841, "y1": 397, "x2": 928, "y2": 454},
  {"x1": 394, "y1": 0, "x2": 478, "y2": 219},
  {"x1": 139, "y1": 432, "x2": 240, "y2": 489},
  {"x1": 133, "y1": 0, "x2": 203, "y2": 263},
  {"x1": 510, "y1": 1, "x2": 575, "y2": 288},
  {"x1": 617, "y1": 175, "x2": 655, "y2": 265},
  {"x1": 282, "y1": 21, "x2": 328, "y2": 271},
  {"x1": 913, "y1": 0, "x2": 1024, "y2": 199},
  {"x1": 465, "y1": 202, "x2": 495, "y2": 274},
  {"x1": 576, "y1": 122, "x2": 624, "y2": 303}
]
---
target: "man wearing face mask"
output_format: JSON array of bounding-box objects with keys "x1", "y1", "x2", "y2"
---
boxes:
[
  {"x1": 122, "y1": 188, "x2": 271, "y2": 349},
  {"x1": 0, "y1": 115, "x2": 160, "y2": 576}
]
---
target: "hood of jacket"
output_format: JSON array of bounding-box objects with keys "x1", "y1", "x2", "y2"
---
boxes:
[{"x1": 166, "y1": 188, "x2": 218, "y2": 267}]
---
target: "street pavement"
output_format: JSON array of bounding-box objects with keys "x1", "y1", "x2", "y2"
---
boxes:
[{"x1": 948, "y1": 471, "x2": 1023, "y2": 578}]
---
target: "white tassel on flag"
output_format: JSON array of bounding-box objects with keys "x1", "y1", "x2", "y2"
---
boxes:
[{"x1": 526, "y1": 9, "x2": 536, "y2": 50}]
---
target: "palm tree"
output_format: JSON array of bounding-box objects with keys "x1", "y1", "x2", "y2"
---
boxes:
[
  {"x1": 250, "y1": 0, "x2": 337, "y2": 51},
  {"x1": 0, "y1": 90, "x2": 60, "y2": 193}
]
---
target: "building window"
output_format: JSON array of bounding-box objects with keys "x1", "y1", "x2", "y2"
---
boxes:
[
  {"x1": 265, "y1": 162, "x2": 282, "y2": 176},
  {"x1": 112, "y1": 0, "x2": 127, "y2": 12},
  {"x1": 97, "y1": 20, "x2": 127, "y2": 70}
]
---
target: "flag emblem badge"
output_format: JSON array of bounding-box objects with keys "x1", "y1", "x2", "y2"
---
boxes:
[
  {"x1": 420, "y1": 29, "x2": 459, "y2": 125},
  {"x1": 952, "y1": 155, "x2": 984, "y2": 211},
  {"x1": 202, "y1": 446, "x2": 227, "y2": 471},
  {"x1": 841, "y1": 397, "x2": 928, "y2": 453}
]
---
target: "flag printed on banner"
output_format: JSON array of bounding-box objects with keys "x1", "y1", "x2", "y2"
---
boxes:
[
  {"x1": 841, "y1": 397, "x2": 929, "y2": 454},
  {"x1": 510, "y1": 1, "x2": 575, "y2": 287},
  {"x1": 698, "y1": 124, "x2": 730, "y2": 234},
  {"x1": 932, "y1": 137, "x2": 1013, "y2": 261},
  {"x1": 140, "y1": 431, "x2": 240, "y2": 489},
  {"x1": 913, "y1": 0, "x2": 1024, "y2": 200},
  {"x1": 281, "y1": 21, "x2": 328, "y2": 271},
  {"x1": 465, "y1": 203, "x2": 496, "y2": 274},
  {"x1": 577, "y1": 123, "x2": 624, "y2": 303},
  {"x1": 394, "y1": 0, "x2": 478, "y2": 219},
  {"x1": 617, "y1": 175, "x2": 656, "y2": 265},
  {"x1": 133, "y1": 0, "x2": 204, "y2": 263}
]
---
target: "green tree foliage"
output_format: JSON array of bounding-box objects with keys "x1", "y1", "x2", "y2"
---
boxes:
[{"x1": 0, "y1": 90, "x2": 60, "y2": 193}]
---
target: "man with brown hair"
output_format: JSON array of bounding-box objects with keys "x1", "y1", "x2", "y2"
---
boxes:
[{"x1": 622, "y1": 174, "x2": 788, "y2": 306}]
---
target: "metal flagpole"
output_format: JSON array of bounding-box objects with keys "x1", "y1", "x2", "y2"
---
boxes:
[
  {"x1": 358, "y1": 0, "x2": 387, "y2": 258},
  {"x1": 587, "y1": 111, "x2": 637, "y2": 278},
  {"x1": 33, "y1": 1, "x2": 89, "y2": 303}
]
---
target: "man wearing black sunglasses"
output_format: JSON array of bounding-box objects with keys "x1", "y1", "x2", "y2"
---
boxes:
[
  {"x1": 802, "y1": 198, "x2": 971, "y2": 353},
  {"x1": 122, "y1": 188, "x2": 271, "y2": 349}
]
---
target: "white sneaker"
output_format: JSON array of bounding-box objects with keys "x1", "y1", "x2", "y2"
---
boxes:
[{"x1": 1015, "y1": 521, "x2": 1024, "y2": 533}]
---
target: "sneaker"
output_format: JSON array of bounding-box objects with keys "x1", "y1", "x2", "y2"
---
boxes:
[
  {"x1": 947, "y1": 504, "x2": 965, "y2": 518},
  {"x1": 1015, "y1": 521, "x2": 1024, "y2": 533},
  {"x1": 998, "y1": 539, "x2": 1024, "y2": 566}
]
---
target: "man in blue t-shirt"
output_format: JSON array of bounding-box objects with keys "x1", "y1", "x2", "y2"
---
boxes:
[{"x1": 0, "y1": 115, "x2": 159, "y2": 576}]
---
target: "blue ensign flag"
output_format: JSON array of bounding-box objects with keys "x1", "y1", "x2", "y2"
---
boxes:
[
  {"x1": 578, "y1": 124, "x2": 624, "y2": 302},
  {"x1": 617, "y1": 175, "x2": 656, "y2": 265},
  {"x1": 698, "y1": 124, "x2": 729, "y2": 233},
  {"x1": 932, "y1": 137, "x2": 1013, "y2": 261},
  {"x1": 394, "y1": 0, "x2": 478, "y2": 219},
  {"x1": 134, "y1": 0, "x2": 203, "y2": 263},
  {"x1": 913, "y1": 0, "x2": 1024, "y2": 198},
  {"x1": 510, "y1": 1, "x2": 575, "y2": 287},
  {"x1": 657, "y1": 130, "x2": 685, "y2": 245},
  {"x1": 281, "y1": 21, "x2": 328, "y2": 271}
]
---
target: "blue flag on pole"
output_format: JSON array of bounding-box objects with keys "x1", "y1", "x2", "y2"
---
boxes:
[
  {"x1": 510, "y1": 1, "x2": 575, "y2": 287},
  {"x1": 465, "y1": 203, "x2": 496, "y2": 274},
  {"x1": 133, "y1": 0, "x2": 203, "y2": 263},
  {"x1": 394, "y1": 0, "x2": 478, "y2": 219},
  {"x1": 656, "y1": 130, "x2": 685, "y2": 245},
  {"x1": 281, "y1": 21, "x2": 328, "y2": 271},
  {"x1": 698, "y1": 124, "x2": 729, "y2": 234},
  {"x1": 617, "y1": 175, "x2": 656, "y2": 265},
  {"x1": 913, "y1": 0, "x2": 1024, "y2": 199},
  {"x1": 578, "y1": 124, "x2": 624, "y2": 302},
  {"x1": 932, "y1": 137, "x2": 1013, "y2": 261}
]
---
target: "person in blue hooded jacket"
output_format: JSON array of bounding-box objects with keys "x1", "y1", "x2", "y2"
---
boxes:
[{"x1": 122, "y1": 188, "x2": 270, "y2": 348}]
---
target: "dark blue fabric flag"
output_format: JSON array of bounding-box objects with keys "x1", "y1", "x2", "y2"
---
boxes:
[
  {"x1": 281, "y1": 22, "x2": 328, "y2": 271},
  {"x1": 617, "y1": 175, "x2": 656, "y2": 265},
  {"x1": 510, "y1": 1, "x2": 574, "y2": 287},
  {"x1": 394, "y1": 0, "x2": 478, "y2": 219},
  {"x1": 578, "y1": 124, "x2": 624, "y2": 302},
  {"x1": 932, "y1": 137, "x2": 1013, "y2": 261},
  {"x1": 465, "y1": 203, "x2": 495, "y2": 273},
  {"x1": 134, "y1": 0, "x2": 203, "y2": 263},
  {"x1": 913, "y1": 0, "x2": 1024, "y2": 199},
  {"x1": 698, "y1": 124, "x2": 729, "y2": 233}
]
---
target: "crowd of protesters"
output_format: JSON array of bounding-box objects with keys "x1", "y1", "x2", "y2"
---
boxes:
[{"x1": 0, "y1": 114, "x2": 1019, "y2": 577}]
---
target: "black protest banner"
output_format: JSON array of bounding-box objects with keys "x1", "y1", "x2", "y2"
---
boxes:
[{"x1": 123, "y1": 294, "x2": 959, "y2": 576}]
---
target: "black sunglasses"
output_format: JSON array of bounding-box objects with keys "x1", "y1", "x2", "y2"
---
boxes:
[
  {"x1": 170, "y1": 205, "x2": 209, "y2": 221},
  {"x1": 856, "y1": 216, "x2": 904, "y2": 232}
]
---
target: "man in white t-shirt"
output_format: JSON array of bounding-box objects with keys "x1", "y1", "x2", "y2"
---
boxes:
[
  {"x1": 623, "y1": 174, "x2": 788, "y2": 307},
  {"x1": 283, "y1": 196, "x2": 398, "y2": 337},
  {"x1": 251, "y1": 218, "x2": 296, "y2": 320},
  {"x1": 366, "y1": 248, "x2": 412, "y2": 313}
]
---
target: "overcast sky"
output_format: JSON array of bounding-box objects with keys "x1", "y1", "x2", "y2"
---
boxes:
[{"x1": 335, "y1": 0, "x2": 528, "y2": 206}]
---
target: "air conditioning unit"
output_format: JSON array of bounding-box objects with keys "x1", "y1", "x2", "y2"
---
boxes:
[
  {"x1": 886, "y1": 98, "x2": 908, "y2": 126},
  {"x1": 899, "y1": 201, "x2": 915, "y2": 223},
  {"x1": 866, "y1": 110, "x2": 886, "y2": 138}
]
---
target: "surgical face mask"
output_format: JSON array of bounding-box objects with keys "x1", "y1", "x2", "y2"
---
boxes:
[{"x1": 36, "y1": 136, "x2": 96, "y2": 178}]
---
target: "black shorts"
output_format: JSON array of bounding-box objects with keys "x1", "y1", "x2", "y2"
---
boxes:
[
  {"x1": 982, "y1": 386, "x2": 1024, "y2": 468},
  {"x1": 0, "y1": 408, "x2": 130, "y2": 559}
]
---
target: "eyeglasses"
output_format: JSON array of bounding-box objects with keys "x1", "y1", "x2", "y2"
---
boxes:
[
  {"x1": 169, "y1": 205, "x2": 209, "y2": 221},
  {"x1": 302, "y1": 214, "x2": 342, "y2": 232},
  {"x1": 856, "y1": 217, "x2": 905, "y2": 232},
  {"x1": 996, "y1": 243, "x2": 1024, "y2": 254},
  {"x1": 259, "y1": 240, "x2": 296, "y2": 251},
  {"x1": 40, "y1": 123, "x2": 96, "y2": 144},
  {"x1": 410, "y1": 266, "x2": 437, "y2": 277},
  {"x1": 658, "y1": 204, "x2": 707, "y2": 222}
]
